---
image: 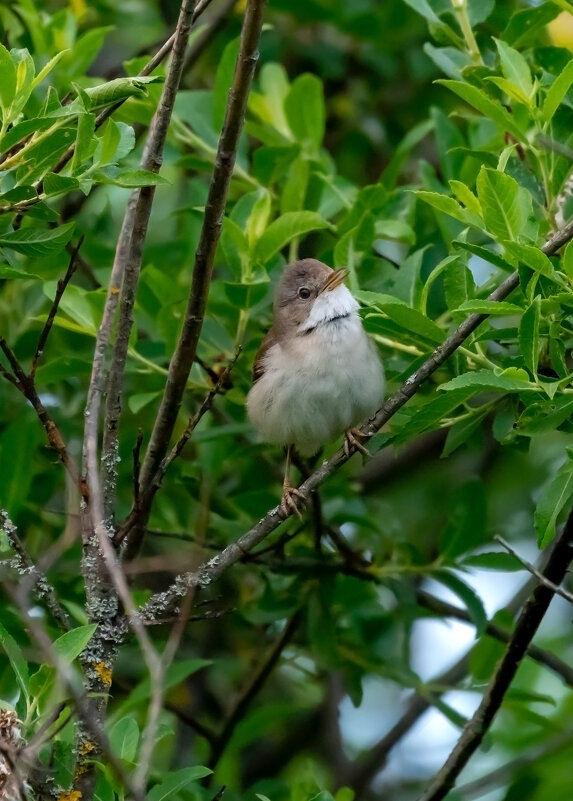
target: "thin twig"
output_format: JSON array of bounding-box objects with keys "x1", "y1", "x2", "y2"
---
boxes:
[
  {"x1": 495, "y1": 535, "x2": 573, "y2": 604},
  {"x1": 416, "y1": 508, "x2": 573, "y2": 801},
  {"x1": 138, "y1": 215, "x2": 573, "y2": 622},
  {"x1": 130, "y1": 0, "x2": 268, "y2": 559},
  {"x1": 31, "y1": 236, "x2": 84, "y2": 378},
  {"x1": 117, "y1": 348, "x2": 241, "y2": 545}
]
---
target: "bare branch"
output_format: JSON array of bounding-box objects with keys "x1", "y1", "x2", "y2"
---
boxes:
[
  {"x1": 31, "y1": 236, "x2": 84, "y2": 378},
  {"x1": 416, "y1": 509, "x2": 573, "y2": 801},
  {"x1": 130, "y1": 0, "x2": 269, "y2": 558},
  {"x1": 495, "y1": 535, "x2": 573, "y2": 604}
]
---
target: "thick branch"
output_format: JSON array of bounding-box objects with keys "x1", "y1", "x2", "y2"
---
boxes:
[
  {"x1": 416, "y1": 509, "x2": 573, "y2": 801},
  {"x1": 101, "y1": 0, "x2": 198, "y2": 523},
  {"x1": 130, "y1": 0, "x2": 268, "y2": 558}
]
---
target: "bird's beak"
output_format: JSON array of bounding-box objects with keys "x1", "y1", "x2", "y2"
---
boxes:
[{"x1": 321, "y1": 268, "x2": 349, "y2": 294}]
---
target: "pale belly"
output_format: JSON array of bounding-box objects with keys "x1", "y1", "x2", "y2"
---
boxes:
[{"x1": 247, "y1": 317, "x2": 384, "y2": 456}]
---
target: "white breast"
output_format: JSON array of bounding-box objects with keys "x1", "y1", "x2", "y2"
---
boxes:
[{"x1": 247, "y1": 286, "x2": 384, "y2": 456}]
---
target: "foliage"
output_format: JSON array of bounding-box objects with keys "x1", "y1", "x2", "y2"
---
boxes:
[{"x1": 1, "y1": 0, "x2": 573, "y2": 800}]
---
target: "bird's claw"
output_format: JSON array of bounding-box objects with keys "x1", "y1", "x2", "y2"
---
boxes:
[
  {"x1": 280, "y1": 484, "x2": 305, "y2": 519},
  {"x1": 344, "y1": 428, "x2": 371, "y2": 458}
]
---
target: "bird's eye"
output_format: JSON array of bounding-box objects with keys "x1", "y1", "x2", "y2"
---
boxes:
[{"x1": 298, "y1": 286, "x2": 311, "y2": 299}]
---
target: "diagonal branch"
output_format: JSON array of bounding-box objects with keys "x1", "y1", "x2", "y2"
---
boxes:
[
  {"x1": 128, "y1": 0, "x2": 269, "y2": 559},
  {"x1": 137, "y1": 214, "x2": 573, "y2": 623},
  {"x1": 0, "y1": 511, "x2": 71, "y2": 632},
  {"x1": 416, "y1": 507, "x2": 573, "y2": 801}
]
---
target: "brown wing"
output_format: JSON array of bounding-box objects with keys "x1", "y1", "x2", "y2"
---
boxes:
[{"x1": 252, "y1": 328, "x2": 277, "y2": 383}]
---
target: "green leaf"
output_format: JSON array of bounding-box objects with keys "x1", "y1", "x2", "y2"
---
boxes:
[
  {"x1": 516, "y1": 396, "x2": 573, "y2": 435},
  {"x1": 0, "y1": 44, "x2": 17, "y2": 112},
  {"x1": 563, "y1": 240, "x2": 573, "y2": 279},
  {"x1": 476, "y1": 167, "x2": 531, "y2": 242},
  {"x1": 437, "y1": 80, "x2": 524, "y2": 139},
  {"x1": 43, "y1": 173, "x2": 81, "y2": 196},
  {"x1": 109, "y1": 717, "x2": 140, "y2": 763},
  {"x1": 454, "y1": 300, "x2": 522, "y2": 315},
  {"x1": 519, "y1": 296, "x2": 541, "y2": 375},
  {"x1": 503, "y1": 242, "x2": 557, "y2": 279},
  {"x1": 0, "y1": 622, "x2": 29, "y2": 706},
  {"x1": 432, "y1": 569, "x2": 488, "y2": 636},
  {"x1": 148, "y1": 767, "x2": 213, "y2": 801},
  {"x1": 442, "y1": 406, "x2": 489, "y2": 457},
  {"x1": 246, "y1": 188, "x2": 272, "y2": 248},
  {"x1": 94, "y1": 168, "x2": 169, "y2": 188},
  {"x1": 448, "y1": 180, "x2": 482, "y2": 217},
  {"x1": 462, "y1": 551, "x2": 522, "y2": 571},
  {"x1": 440, "y1": 479, "x2": 487, "y2": 558},
  {"x1": 53, "y1": 624, "x2": 98, "y2": 662},
  {"x1": 358, "y1": 290, "x2": 445, "y2": 344},
  {"x1": 541, "y1": 59, "x2": 573, "y2": 123},
  {"x1": 252, "y1": 212, "x2": 331, "y2": 265},
  {"x1": 439, "y1": 369, "x2": 536, "y2": 393},
  {"x1": 31, "y1": 50, "x2": 69, "y2": 89},
  {"x1": 284, "y1": 73, "x2": 325, "y2": 149},
  {"x1": 0, "y1": 222, "x2": 75, "y2": 257},
  {"x1": 534, "y1": 452, "x2": 573, "y2": 547},
  {"x1": 416, "y1": 190, "x2": 483, "y2": 228},
  {"x1": 493, "y1": 38, "x2": 533, "y2": 102},
  {"x1": 83, "y1": 76, "x2": 163, "y2": 109}
]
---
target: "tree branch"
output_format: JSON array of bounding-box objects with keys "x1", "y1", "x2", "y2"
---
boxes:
[
  {"x1": 129, "y1": 0, "x2": 268, "y2": 558},
  {"x1": 138, "y1": 214, "x2": 573, "y2": 622},
  {"x1": 416, "y1": 508, "x2": 573, "y2": 801},
  {"x1": 0, "y1": 511, "x2": 71, "y2": 632},
  {"x1": 89, "y1": 0, "x2": 199, "y2": 528}
]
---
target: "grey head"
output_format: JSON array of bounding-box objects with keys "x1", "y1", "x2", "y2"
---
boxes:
[{"x1": 273, "y1": 258, "x2": 348, "y2": 332}]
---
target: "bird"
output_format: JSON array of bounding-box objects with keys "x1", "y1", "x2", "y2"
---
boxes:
[{"x1": 246, "y1": 258, "x2": 384, "y2": 515}]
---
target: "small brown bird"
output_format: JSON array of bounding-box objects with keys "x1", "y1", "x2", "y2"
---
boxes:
[{"x1": 247, "y1": 259, "x2": 384, "y2": 514}]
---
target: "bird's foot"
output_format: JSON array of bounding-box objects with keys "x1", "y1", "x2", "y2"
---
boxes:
[
  {"x1": 280, "y1": 483, "x2": 305, "y2": 519},
  {"x1": 344, "y1": 427, "x2": 371, "y2": 458}
]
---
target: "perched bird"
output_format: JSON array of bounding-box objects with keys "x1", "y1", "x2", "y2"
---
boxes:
[{"x1": 247, "y1": 258, "x2": 384, "y2": 514}]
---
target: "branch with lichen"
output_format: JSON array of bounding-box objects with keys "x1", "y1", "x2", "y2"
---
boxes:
[{"x1": 125, "y1": 0, "x2": 269, "y2": 560}]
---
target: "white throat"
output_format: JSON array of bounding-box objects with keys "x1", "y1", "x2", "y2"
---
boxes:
[{"x1": 298, "y1": 284, "x2": 359, "y2": 333}]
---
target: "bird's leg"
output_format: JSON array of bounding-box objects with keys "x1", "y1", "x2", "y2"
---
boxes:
[
  {"x1": 344, "y1": 427, "x2": 371, "y2": 458},
  {"x1": 280, "y1": 445, "x2": 305, "y2": 519}
]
